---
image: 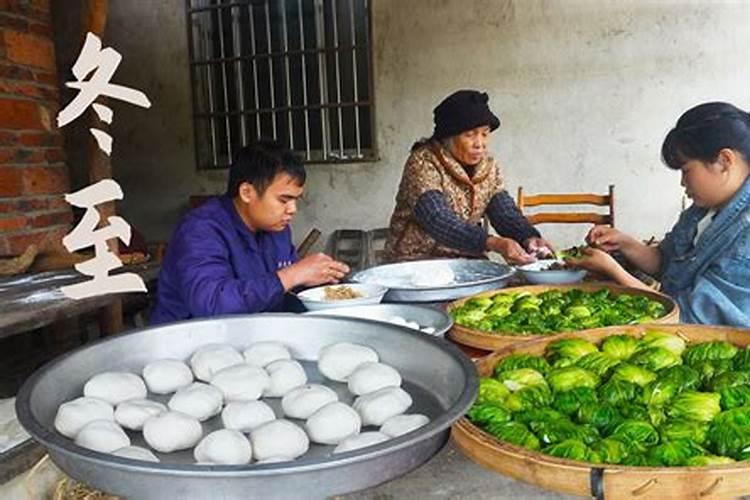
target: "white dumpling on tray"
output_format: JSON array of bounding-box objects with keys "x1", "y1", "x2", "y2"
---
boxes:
[
  {"x1": 142, "y1": 359, "x2": 193, "y2": 394},
  {"x1": 281, "y1": 384, "x2": 338, "y2": 419},
  {"x1": 380, "y1": 413, "x2": 430, "y2": 438},
  {"x1": 263, "y1": 360, "x2": 307, "y2": 397},
  {"x1": 115, "y1": 399, "x2": 167, "y2": 431},
  {"x1": 347, "y1": 362, "x2": 402, "y2": 396},
  {"x1": 168, "y1": 382, "x2": 223, "y2": 421},
  {"x1": 250, "y1": 419, "x2": 309, "y2": 461},
  {"x1": 210, "y1": 363, "x2": 270, "y2": 402},
  {"x1": 305, "y1": 402, "x2": 361, "y2": 445},
  {"x1": 143, "y1": 411, "x2": 202, "y2": 453},
  {"x1": 243, "y1": 341, "x2": 292, "y2": 367},
  {"x1": 83, "y1": 372, "x2": 147, "y2": 406},
  {"x1": 318, "y1": 343, "x2": 378, "y2": 382},
  {"x1": 221, "y1": 400, "x2": 276, "y2": 432},
  {"x1": 333, "y1": 431, "x2": 390, "y2": 454},
  {"x1": 194, "y1": 429, "x2": 253, "y2": 465},
  {"x1": 112, "y1": 445, "x2": 160, "y2": 463},
  {"x1": 410, "y1": 264, "x2": 454, "y2": 287},
  {"x1": 54, "y1": 397, "x2": 114, "y2": 438},
  {"x1": 353, "y1": 387, "x2": 412, "y2": 426},
  {"x1": 189, "y1": 344, "x2": 243, "y2": 381},
  {"x1": 74, "y1": 420, "x2": 130, "y2": 453}
]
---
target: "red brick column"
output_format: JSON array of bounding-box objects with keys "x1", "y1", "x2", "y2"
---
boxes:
[{"x1": 0, "y1": 0, "x2": 72, "y2": 257}]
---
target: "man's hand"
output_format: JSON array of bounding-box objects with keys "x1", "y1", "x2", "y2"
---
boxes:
[
  {"x1": 278, "y1": 253, "x2": 350, "y2": 291},
  {"x1": 524, "y1": 237, "x2": 555, "y2": 259},
  {"x1": 487, "y1": 236, "x2": 535, "y2": 265}
]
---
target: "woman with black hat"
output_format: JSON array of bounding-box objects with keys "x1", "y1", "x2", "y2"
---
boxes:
[{"x1": 384, "y1": 89, "x2": 552, "y2": 264}]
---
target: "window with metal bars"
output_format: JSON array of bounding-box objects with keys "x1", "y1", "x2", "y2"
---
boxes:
[{"x1": 186, "y1": 0, "x2": 375, "y2": 169}]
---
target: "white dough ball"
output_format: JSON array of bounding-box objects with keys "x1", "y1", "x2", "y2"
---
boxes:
[
  {"x1": 243, "y1": 341, "x2": 291, "y2": 367},
  {"x1": 305, "y1": 402, "x2": 361, "y2": 445},
  {"x1": 54, "y1": 397, "x2": 114, "y2": 438},
  {"x1": 318, "y1": 343, "x2": 378, "y2": 382},
  {"x1": 168, "y1": 382, "x2": 223, "y2": 421},
  {"x1": 388, "y1": 316, "x2": 408, "y2": 326},
  {"x1": 115, "y1": 399, "x2": 167, "y2": 430},
  {"x1": 256, "y1": 455, "x2": 293, "y2": 464},
  {"x1": 194, "y1": 429, "x2": 252, "y2": 465},
  {"x1": 210, "y1": 364, "x2": 270, "y2": 402},
  {"x1": 380, "y1": 414, "x2": 430, "y2": 437},
  {"x1": 263, "y1": 360, "x2": 307, "y2": 397},
  {"x1": 333, "y1": 432, "x2": 390, "y2": 454},
  {"x1": 281, "y1": 384, "x2": 338, "y2": 419},
  {"x1": 142, "y1": 411, "x2": 202, "y2": 453},
  {"x1": 221, "y1": 401, "x2": 276, "y2": 432},
  {"x1": 83, "y1": 372, "x2": 147, "y2": 406},
  {"x1": 421, "y1": 327, "x2": 437, "y2": 335},
  {"x1": 405, "y1": 321, "x2": 420, "y2": 330},
  {"x1": 353, "y1": 387, "x2": 412, "y2": 426},
  {"x1": 74, "y1": 420, "x2": 130, "y2": 453},
  {"x1": 347, "y1": 362, "x2": 402, "y2": 395},
  {"x1": 410, "y1": 265, "x2": 454, "y2": 287},
  {"x1": 250, "y1": 419, "x2": 309, "y2": 461},
  {"x1": 142, "y1": 359, "x2": 193, "y2": 394},
  {"x1": 190, "y1": 344, "x2": 243, "y2": 381},
  {"x1": 112, "y1": 446, "x2": 160, "y2": 462}
]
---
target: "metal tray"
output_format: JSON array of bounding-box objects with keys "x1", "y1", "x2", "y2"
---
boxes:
[
  {"x1": 16, "y1": 314, "x2": 477, "y2": 500},
  {"x1": 305, "y1": 304, "x2": 453, "y2": 337},
  {"x1": 350, "y1": 259, "x2": 515, "y2": 302}
]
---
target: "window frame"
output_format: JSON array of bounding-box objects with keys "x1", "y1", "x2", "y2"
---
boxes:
[{"x1": 185, "y1": 0, "x2": 378, "y2": 170}]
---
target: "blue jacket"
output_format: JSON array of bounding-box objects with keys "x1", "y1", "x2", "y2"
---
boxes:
[
  {"x1": 150, "y1": 196, "x2": 298, "y2": 324},
  {"x1": 659, "y1": 178, "x2": 750, "y2": 327}
]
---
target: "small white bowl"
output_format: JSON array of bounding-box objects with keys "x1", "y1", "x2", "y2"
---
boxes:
[
  {"x1": 518, "y1": 259, "x2": 588, "y2": 285},
  {"x1": 297, "y1": 283, "x2": 389, "y2": 311}
]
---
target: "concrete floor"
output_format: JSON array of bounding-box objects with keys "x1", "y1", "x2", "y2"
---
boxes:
[
  {"x1": 345, "y1": 440, "x2": 577, "y2": 500},
  {"x1": 1, "y1": 439, "x2": 579, "y2": 500}
]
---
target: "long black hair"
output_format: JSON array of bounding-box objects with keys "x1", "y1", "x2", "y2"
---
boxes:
[
  {"x1": 662, "y1": 102, "x2": 750, "y2": 169},
  {"x1": 226, "y1": 140, "x2": 305, "y2": 197}
]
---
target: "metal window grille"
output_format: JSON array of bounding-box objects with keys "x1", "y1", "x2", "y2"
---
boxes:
[{"x1": 186, "y1": 0, "x2": 375, "y2": 169}]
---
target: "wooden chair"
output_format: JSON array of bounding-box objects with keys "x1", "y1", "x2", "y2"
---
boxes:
[{"x1": 517, "y1": 185, "x2": 615, "y2": 227}]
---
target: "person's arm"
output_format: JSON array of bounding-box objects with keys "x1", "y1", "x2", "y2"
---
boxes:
[
  {"x1": 173, "y1": 223, "x2": 287, "y2": 316},
  {"x1": 567, "y1": 247, "x2": 653, "y2": 291},
  {"x1": 485, "y1": 190, "x2": 540, "y2": 244},
  {"x1": 413, "y1": 190, "x2": 488, "y2": 253},
  {"x1": 413, "y1": 190, "x2": 534, "y2": 263},
  {"x1": 586, "y1": 225, "x2": 662, "y2": 276}
]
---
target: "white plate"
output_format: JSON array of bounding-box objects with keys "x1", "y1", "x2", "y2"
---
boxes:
[
  {"x1": 517, "y1": 259, "x2": 588, "y2": 285},
  {"x1": 297, "y1": 283, "x2": 388, "y2": 311}
]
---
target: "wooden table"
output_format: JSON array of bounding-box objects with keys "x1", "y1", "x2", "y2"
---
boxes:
[{"x1": 0, "y1": 261, "x2": 160, "y2": 340}]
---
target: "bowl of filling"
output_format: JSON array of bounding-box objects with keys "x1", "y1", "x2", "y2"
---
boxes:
[
  {"x1": 517, "y1": 259, "x2": 588, "y2": 285},
  {"x1": 297, "y1": 283, "x2": 389, "y2": 311}
]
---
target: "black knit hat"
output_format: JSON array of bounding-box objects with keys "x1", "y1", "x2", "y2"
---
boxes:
[{"x1": 432, "y1": 90, "x2": 501, "y2": 140}]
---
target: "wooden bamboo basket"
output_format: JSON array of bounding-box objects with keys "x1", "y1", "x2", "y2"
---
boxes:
[
  {"x1": 452, "y1": 323, "x2": 750, "y2": 499},
  {"x1": 446, "y1": 283, "x2": 680, "y2": 352}
]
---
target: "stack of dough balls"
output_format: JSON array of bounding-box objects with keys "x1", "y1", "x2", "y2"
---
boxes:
[{"x1": 52, "y1": 339, "x2": 430, "y2": 466}]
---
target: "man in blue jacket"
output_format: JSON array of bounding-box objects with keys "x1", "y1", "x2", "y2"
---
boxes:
[{"x1": 150, "y1": 141, "x2": 349, "y2": 324}]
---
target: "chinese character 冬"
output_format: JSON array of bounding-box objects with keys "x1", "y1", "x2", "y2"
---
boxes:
[
  {"x1": 60, "y1": 180, "x2": 146, "y2": 300},
  {"x1": 57, "y1": 32, "x2": 151, "y2": 155}
]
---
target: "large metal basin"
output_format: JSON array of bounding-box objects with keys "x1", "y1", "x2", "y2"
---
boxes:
[{"x1": 16, "y1": 314, "x2": 477, "y2": 500}]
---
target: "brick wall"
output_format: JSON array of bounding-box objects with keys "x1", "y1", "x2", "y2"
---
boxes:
[{"x1": 0, "y1": 0, "x2": 72, "y2": 257}]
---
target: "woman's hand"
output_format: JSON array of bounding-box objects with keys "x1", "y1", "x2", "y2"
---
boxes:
[
  {"x1": 586, "y1": 225, "x2": 635, "y2": 252},
  {"x1": 524, "y1": 237, "x2": 555, "y2": 258},
  {"x1": 566, "y1": 247, "x2": 623, "y2": 277},
  {"x1": 488, "y1": 236, "x2": 535, "y2": 265},
  {"x1": 278, "y1": 253, "x2": 350, "y2": 290}
]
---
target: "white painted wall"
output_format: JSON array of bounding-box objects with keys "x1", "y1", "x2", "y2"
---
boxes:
[{"x1": 106, "y1": 0, "x2": 750, "y2": 249}]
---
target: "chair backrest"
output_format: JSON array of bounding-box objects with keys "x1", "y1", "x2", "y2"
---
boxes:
[{"x1": 517, "y1": 184, "x2": 615, "y2": 227}]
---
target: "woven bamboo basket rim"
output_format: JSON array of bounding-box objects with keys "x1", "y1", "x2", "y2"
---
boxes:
[
  {"x1": 452, "y1": 323, "x2": 750, "y2": 499},
  {"x1": 446, "y1": 282, "x2": 680, "y2": 352}
]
